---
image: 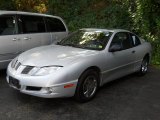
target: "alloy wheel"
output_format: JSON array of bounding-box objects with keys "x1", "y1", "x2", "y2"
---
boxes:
[
  {"x1": 141, "y1": 59, "x2": 148, "y2": 74},
  {"x1": 83, "y1": 75, "x2": 97, "y2": 98}
]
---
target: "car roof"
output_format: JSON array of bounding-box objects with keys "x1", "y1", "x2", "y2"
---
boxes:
[
  {"x1": 0, "y1": 10, "x2": 61, "y2": 18},
  {"x1": 80, "y1": 28, "x2": 130, "y2": 33}
]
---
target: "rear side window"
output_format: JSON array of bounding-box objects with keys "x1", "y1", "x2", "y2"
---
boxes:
[
  {"x1": 111, "y1": 32, "x2": 133, "y2": 50},
  {"x1": 130, "y1": 33, "x2": 141, "y2": 46},
  {"x1": 19, "y1": 15, "x2": 45, "y2": 34},
  {"x1": 45, "y1": 17, "x2": 66, "y2": 32},
  {"x1": 0, "y1": 16, "x2": 16, "y2": 35}
]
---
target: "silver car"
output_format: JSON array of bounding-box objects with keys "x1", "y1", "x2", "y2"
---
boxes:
[
  {"x1": 7, "y1": 28, "x2": 152, "y2": 102},
  {"x1": 0, "y1": 11, "x2": 68, "y2": 69}
]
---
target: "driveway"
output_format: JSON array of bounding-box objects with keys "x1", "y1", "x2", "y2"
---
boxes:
[{"x1": 0, "y1": 67, "x2": 160, "y2": 120}]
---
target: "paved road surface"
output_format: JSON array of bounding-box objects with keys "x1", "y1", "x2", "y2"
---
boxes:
[{"x1": 0, "y1": 67, "x2": 160, "y2": 120}]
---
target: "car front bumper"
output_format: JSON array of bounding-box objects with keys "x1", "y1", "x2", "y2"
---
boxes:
[{"x1": 7, "y1": 67, "x2": 78, "y2": 98}]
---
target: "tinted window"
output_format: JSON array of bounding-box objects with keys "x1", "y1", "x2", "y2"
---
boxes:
[
  {"x1": 19, "y1": 15, "x2": 45, "y2": 34},
  {"x1": 130, "y1": 33, "x2": 141, "y2": 46},
  {"x1": 111, "y1": 32, "x2": 133, "y2": 50},
  {"x1": 46, "y1": 17, "x2": 66, "y2": 32},
  {"x1": 0, "y1": 16, "x2": 16, "y2": 35}
]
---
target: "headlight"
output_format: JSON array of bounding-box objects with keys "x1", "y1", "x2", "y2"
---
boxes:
[{"x1": 31, "y1": 66, "x2": 62, "y2": 76}]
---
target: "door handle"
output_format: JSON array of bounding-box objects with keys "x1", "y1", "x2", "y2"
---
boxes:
[
  {"x1": 12, "y1": 38, "x2": 17, "y2": 41},
  {"x1": 24, "y1": 37, "x2": 31, "y2": 40},
  {"x1": 56, "y1": 36, "x2": 58, "y2": 40},
  {"x1": 132, "y1": 50, "x2": 135, "y2": 53}
]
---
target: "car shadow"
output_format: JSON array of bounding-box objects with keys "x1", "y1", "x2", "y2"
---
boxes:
[{"x1": 0, "y1": 69, "x2": 6, "y2": 76}]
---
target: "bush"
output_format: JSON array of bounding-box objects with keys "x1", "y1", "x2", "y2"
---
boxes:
[{"x1": 0, "y1": 0, "x2": 160, "y2": 66}]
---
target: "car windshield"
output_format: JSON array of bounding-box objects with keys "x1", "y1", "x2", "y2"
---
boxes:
[{"x1": 58, "y1": 30, "x2": 113, "y2": 50}]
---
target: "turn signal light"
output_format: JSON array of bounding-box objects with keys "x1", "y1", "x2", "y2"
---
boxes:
[{"x1": 64, "y1": 84, "x2": 74, "y2": 88}]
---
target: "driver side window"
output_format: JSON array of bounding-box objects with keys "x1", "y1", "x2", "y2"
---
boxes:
[
  {"x1": 110, "y1": 32, "x2": 133, "y2": 50},
  {"x1": 0, "y1": 16, "x2": 16, "y2": 36}
]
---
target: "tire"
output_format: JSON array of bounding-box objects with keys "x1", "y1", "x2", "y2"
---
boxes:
[
  {"x1": 138, "y1": 57, "x2": 149, "y2": 75},
  {"x1": 74, "y1": 69, "x2": 99, "y2": 103}
]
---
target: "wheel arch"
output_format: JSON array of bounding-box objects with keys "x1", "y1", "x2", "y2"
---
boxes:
[
  {"x1": 143, "y1": 53, "x2": 150, "y2": 63},
  {"x1": 78, "y1": 66, "x2": 101, "y2": 86}
]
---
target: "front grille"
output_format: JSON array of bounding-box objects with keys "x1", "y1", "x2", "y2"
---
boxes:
[
  {"x1": 11, "y1": 60, "x2": 21, "y2": 70},
  {"x1": 11, "y1": 60, "x2": 17, "y2": 68},
  {"x1": 15, "y1": 62, "x2": 21, "y2": 70},
  {"x1": 26, "y1": 86, "x2": 42, "y2": 91},
  {"x1": 21, "y1": 66, "x2": 34, "y2": 74}
]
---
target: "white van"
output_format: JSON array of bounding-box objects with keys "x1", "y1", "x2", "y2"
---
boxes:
[{"x1": 0, "y1": 11, "x2": 68, "y2": 69}]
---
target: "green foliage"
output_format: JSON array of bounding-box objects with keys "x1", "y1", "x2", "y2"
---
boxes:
[
  {"x1": 13, "y1": 0, "x2": 48, "y2": 13},
  {"x1": 0, "y1": 0, "x2": 16, "y2": 10},
  {"x1": 47, "y1": 0, "x2": 160, "y2": 66},
  {"x1": 0, "y1": 0, "x2": 48, "y2": 13},
  {"x1": 48, "y1": 0, "x2": 132, "y2": 31},
  {"x1": 127, "y1": 0, "x2": 160, "y2": 66},
  {"x1": 0, "y1": 0, "x2": 160, "y2": 66}
]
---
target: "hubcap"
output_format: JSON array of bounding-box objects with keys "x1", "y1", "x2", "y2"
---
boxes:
[
  {"x1": 141, "y1": 60, "x2": 148, "y2": 73},
  {"x1": 83, "y1": 75, "x2": 97, "y2": 98}
]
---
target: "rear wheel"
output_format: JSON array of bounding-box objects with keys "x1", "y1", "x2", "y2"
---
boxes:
[
  {"x1": 139, "y1": 57, "x2": 149, "y2": 75},
  {"x1": 75, "y1": 69, "x2": 99, "y2": 103}
]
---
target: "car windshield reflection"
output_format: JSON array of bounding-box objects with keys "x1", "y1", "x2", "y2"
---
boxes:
[{"x1": 58, "y1": 30, "x2": 113, "y2": 50}]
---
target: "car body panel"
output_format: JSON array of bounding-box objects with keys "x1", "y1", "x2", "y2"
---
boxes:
[
  {"x1": 17, "y1": 44, "x2": 99, "y2": 67},
  {"x1": 6, "y1": 28, "x2": 152, "y2": 98}
]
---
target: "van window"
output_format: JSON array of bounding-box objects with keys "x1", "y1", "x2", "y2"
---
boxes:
[
  {"x1": 0, "y1": 16, "x2": 16, "y2": 35},
  {"x1": 19, "y1": 15, "x2": 45, "y2": 34},
  {"x1": 45, "y1": 17, "x2": 66, "y2": 32}
]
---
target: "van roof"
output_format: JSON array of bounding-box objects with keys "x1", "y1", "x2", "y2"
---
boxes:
[{"x1": 0, "y1": 10, "x2": 60, "y2": 18}]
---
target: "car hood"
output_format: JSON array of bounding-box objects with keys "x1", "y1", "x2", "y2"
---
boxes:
[{"x1": 18, "y1": 45, "x2": 98, "y2": 67}]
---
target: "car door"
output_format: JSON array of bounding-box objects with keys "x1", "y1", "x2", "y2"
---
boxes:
[
  {"x1": 102, "y1": 32, "x2": 135, "y2": 83},
  {"x1": 45, "y1": 17, "x2": 68, "y2": 44},
  {"x1": 130, "y1": 33, "x2": 143, "y2": 71},
  {"x1": 17, "y1": 15, "x2": 51, "y2": 52},
  {"x1": 0, "y1": 15, "x2": 20, "y2": 68}
]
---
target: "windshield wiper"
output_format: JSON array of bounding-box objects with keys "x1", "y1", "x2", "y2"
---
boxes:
[{"x1": 57, "y1": 42, "x2": 82, "y2": 48}]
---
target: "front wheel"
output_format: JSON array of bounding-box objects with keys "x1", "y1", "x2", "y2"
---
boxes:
[{"x1": 74, "y1": 69, "x2": 99, "y2": 103}]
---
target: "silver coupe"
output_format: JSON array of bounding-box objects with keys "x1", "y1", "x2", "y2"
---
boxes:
[{"x1": 7, "y1": 28, "x2": 152, "y2": 102}]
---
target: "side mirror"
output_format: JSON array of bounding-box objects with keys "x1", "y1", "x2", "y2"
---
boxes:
[{"x1": 109, "y1": 44, "x2": 122, "y2": 52}]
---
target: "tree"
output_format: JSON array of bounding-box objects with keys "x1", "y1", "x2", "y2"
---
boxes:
[
  {"x1": 13, "y1": 0, "x2": 48, "y2": 13},
  {"x1": 0, "y1": 0, "x2": 16, "y2": 10}
]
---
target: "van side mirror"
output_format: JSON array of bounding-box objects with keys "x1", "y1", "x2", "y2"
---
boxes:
[{"x1": 109, "y1": 44, "x2": 122, "y2": 52}]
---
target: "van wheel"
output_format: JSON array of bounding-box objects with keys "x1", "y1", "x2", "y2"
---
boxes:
[
  {"x1": 139, "y1": 57, "x2": 149, "y2": 75},
  {"x1": 75, "y1": 69, "x2": 99, "y2": 103}
]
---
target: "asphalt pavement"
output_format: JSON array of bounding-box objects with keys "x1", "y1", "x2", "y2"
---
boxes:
[{"x1": 0, "y1": 66, "x2": 160, "y2": 120}]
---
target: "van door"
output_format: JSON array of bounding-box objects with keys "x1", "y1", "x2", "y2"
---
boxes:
[
  {"x1": 45, "y1": 17, "x2": 68, "y2": 44},
  {"x1": 17, "y1": 15, "x2": 51, "y2": 51},
  {"x1": 0, "y1": 15, "x2": 19, "y2": 68}
]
